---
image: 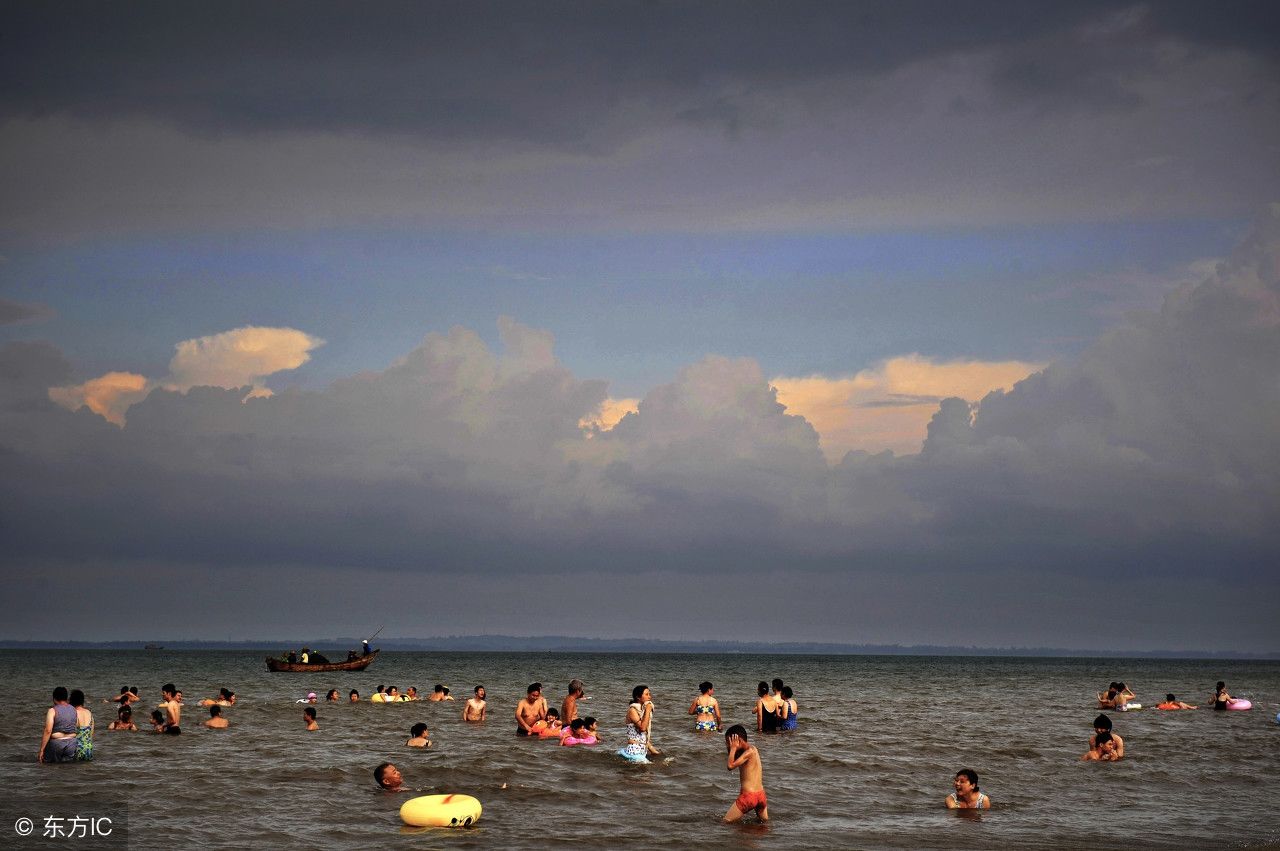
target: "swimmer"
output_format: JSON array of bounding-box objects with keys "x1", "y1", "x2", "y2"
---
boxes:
[
  {"x1": 386, "y1": 687, "x2": 401, "y2": 702},
  {"x1": 303, "y1": 706, "x2": 318, "y2": 731},
  {"x1": 945, "y1": 769, "x2": 991, "y2": 808},
  {"x1": 754, "y1": 682, "x2": 781, "y2": 734},
  {"x1": 1089, "y1": 714, "x2": 1124, "y2": 758},
  {"x1": 561, "y1": 717, "x2": 591, "y2": 745},
  {"x1": 204, "y1": 705, "x2": 228, "y2": 729},
  {"x1": 110, "y1": 686, "x2": 140, "y2": 705},
  {"x1": 150, "y1": 709, "x2": 179, "y2": 734},
  {"x1": 325, "y1": 689, "x2": 340, "y2": 703},
  {"x1": 532, "y1": 708, "x2": 563, "y2": 738},
  {"x1": 406, "y1": 722, "x2": 432, "y2": 747},
  {"x1": 405, "y1": 686, "x2": 419, "y2": 701},
  {"x1": 372, "y1": 685, "x2": 387, "y2": 703},
  {"x1": 108, "y1": 704, "x2": 138, "y2": 731},
  {"x1": 688, "y1": 681, "x2": 721, "y2": 732},
  {"x1": 583, "y1": 716, "x2": 600, "y2": 741},
  {"x1": 558, "y1": 680, "x2": 583, "y2": 721},
  {"x1": 349, "y1": 689, "x2": 360, "y2": 703},
  {"x1": 297, "y1": 692, "x2": 318, "y2": 704},
  {"x1": 374, "y1": 762, "x2": 403, "y2": 791},
  {"x1": 722, "y1": 725, "x2": 769, "y2": 823},
  {"x1": 778, "y1": 686, "x2": 798, "y2": 731},
  {"x1": 1156, "y1": 694, "x2": 1198, "y2": 710},
  {"x1": 463, "y1": 686, "x2": 487, "y2": 722},
  {"x1": 1212, "y1": 681, "x2": 1231, "y2": 710},
  {"x1": 515, "y1": 683, "x2": 547, "y2": 736},
  {"x1": 1082, "y1": 731, "x2": 1120, "y2": 761},
  {"x1": 158, "y1": 684, "x2": 181, "y2": 730}
]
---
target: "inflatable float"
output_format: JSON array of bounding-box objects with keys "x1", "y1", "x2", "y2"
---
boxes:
[
  {"x1": 1226, "y1": 698, "x2": 1252, "y2": 711},
  {"x1": 400, "y1": 794, "x2": 481, "y2": 828},
  {"x1": 1117, "y1": 702, "x2": 1142, "y2": 712}
]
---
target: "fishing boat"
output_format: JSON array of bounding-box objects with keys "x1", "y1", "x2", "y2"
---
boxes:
[{"x1": 266, "y1": 650, "x2": 380, "y2": 672}]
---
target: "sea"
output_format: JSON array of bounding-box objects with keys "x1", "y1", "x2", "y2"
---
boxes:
[{"x1": 2, "y1": 650, "x2": 1278, "y2": 849}]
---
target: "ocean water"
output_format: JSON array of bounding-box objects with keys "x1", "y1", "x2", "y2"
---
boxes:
[{"x1": 2, "y1": 650, "x2": 1278, "y2": 849}]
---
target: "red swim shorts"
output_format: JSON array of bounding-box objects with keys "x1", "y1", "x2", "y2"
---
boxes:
[{"x1": 734, "y1": 789, "x2": 767, "y2": 813}]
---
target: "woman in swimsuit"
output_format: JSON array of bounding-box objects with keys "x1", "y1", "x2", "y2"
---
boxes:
[
  {"x1": 69, "y1": 689, "x2": 94, "y2": 761},
  {"x1": 688, "y1": 681, "x2": 721, "y2": 732},
  {"x1": 754, "y1": 682, "x2": 781, "y2": 734},
  {"x1": 38, "y1": 686, "x2": 78, "y2": 763},
  {"x1": 108, "y1": 704, "x2": 138, "y2": 731},
  {"x1": 1212, "y1": 681, "x2": 1231, "y2": 710},
  {"x1": 946, "y1": 769, "x2": 991, "y2": 809},
  {"x1": 619, "y1": 685, "x2": 656, "y2": 762},
  {"x1": 778, "y1": 686, "x2": 798, "y2": 731}
]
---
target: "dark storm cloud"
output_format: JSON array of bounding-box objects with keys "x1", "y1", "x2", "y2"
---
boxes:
[
  {"x1": 4, "y1": 1, "x2": 1274, "y2": 146},
  {"x1": 3, "y1": 211, "x2": 1278, "y2": 594}
]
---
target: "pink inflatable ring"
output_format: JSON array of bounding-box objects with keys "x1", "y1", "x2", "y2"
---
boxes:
[{"x1": 1226, "y1": 698, "x2": 1252, "y2": 711}]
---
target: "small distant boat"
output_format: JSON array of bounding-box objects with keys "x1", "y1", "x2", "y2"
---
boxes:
[
  {"x1": 144, "y1": 644, "x2": 164, "y2": 650},
  {"x1": 266, "y1": 650, "x2": 380, "y2": 673}
]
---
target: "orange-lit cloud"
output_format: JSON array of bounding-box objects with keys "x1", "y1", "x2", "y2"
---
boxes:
[
  {"x1": 47, "y1": 371, "x2": 149, "y2": 426},
  {"x1": 48, "y1": 325, "x2": 323, "y2": 425},
  {"x1": 773, "y1": 354, "x2": 1044, "y2": 460},
  {"x1": 165, "y1": 326, "x2": 323, "y2": 392},
  {"x1": 579, "y1": 397, "x2": 640, "y2": 434}
]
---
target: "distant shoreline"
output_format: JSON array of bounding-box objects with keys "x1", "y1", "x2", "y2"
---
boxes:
[{"x1": 0, "y1": 636, "x2": 1275, "y2": 660}]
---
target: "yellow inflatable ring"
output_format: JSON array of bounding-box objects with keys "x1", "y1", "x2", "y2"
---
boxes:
[{"x1": 400, "y1": 794, "x2": 482, "y2": 828}]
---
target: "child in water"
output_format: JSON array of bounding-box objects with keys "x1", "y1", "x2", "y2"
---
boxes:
[
  {"x1": 108, "y1": 704, "x2": 137, "y2": 731},
  {"x1": 722, "y1": 725, "x2": 768, "y2": 822}
]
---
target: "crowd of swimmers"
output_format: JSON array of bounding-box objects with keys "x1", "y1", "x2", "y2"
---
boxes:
[{"x1": 37, "y1": 672, "x2": 1251, "y2": 824}]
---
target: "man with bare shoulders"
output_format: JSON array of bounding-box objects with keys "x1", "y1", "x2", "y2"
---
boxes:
[
  {"x1": 515, "y1": 682, "x2": 547, "y2": 736},
  {"x1": 562, "y1": 679, "x2": 584, "y2": 723},
  {"x1": 463, "y1": 686, "x2": 487, "y2": 722},
  {"x1": 722, "y1": 725, "x2": 768, "y2": 822},
  {"x1": 204, "y1": 705, "x2": 228, "y2": 729},
  {"x1": 159, "y1": 683, "x2": 181, "y2": 731}
]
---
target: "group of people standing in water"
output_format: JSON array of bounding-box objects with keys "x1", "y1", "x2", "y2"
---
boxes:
[{"x1": 38, "y1": 682, "x2": 187, "y2": 762}]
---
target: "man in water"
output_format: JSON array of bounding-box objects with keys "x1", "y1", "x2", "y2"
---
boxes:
[
  {"x1": 562, "y1": 679, "x2": 585, "y2": 723},
  {"x1": 159, "y1": 684, "x2": 181, "y2": 731},
  {"x1": 204, "y1": 706, "x2": 228, "y2": 729},
  {"x1": 515, "y1": 683, "x2": 547, "y2": 736},
  {"x1": 463, "y1": 686, "x2": 487, "y2": 722},
  {"x1": 374, "y1": 762, "x2": 403, "y2": 791},
  {"x1": 303, "y1": 707, "x2": 319, "y2": 731},
  {"x1": 1089, "y1": 714, "x2": 1124, "y2": 758},
  {"x1": 722, "y1": 725, "x2": 768, "y2": 822},
  {"x1": 1082, "y1": 731, "x2": 1120, "y2": 761}
]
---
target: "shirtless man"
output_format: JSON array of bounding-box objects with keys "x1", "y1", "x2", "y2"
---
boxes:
[
  {"x1": 159, "y1": 684, "x2": 181, "y2": 731},
  {"x1": 1082, "y1": 731, "x2": 1120, "y2": 761},
  {"x1": 303, "y1": 707, "x2": 319, "y2": 731},
  {"x1": 722, "y1": 725, "x2": 768, "y2": 822},
  {"x1": 562, "y1": 679, "x2": 585, "y2": 723},
  {"x1": 430, "y1": 685, "x2": 454, "y2": 702},
  {"x1": 374, "y1": 762, "x2": 403, "y2": 791},
  {"x1": 515, "y1": 683, "x2": 547, "y2": 736},
  {"x1": 204, "y1": 705, "x2": 228, "y2": 729},
  {"x1": 1089, "y1": 714, "x2": 1124, "y2": 758},
  {"x1": 463, "y1": 686, "x2": 487, "y2": 722}
]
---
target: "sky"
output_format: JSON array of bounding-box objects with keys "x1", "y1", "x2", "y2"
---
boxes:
[{"x1": 1, "y1": 1, "x2": 1278, "y2": 651}]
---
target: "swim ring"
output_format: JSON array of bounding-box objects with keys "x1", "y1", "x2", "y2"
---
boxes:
[
  {"x1": 1226, "y1": 698, "x2": 1252, "y2": 711},
  {"x1": 400, "y1": 794, "x2": 482, "y2": 828}
]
